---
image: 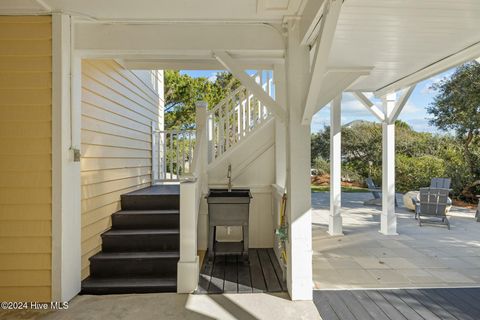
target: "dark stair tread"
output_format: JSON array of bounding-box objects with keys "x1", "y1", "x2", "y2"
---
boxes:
[
  {"x1": 90, "y1": 251, "x2": 180, "y2": 260},
  {"x1": 82, "y1": 276, "x2": 176, "y2": 289},
  {"x1": 103, "y1": 229, "x2": 179, "y2": 236},
  {"x1": 124, "y1": 185, "x2": 179, "y2": 196},
  {"x1": 113, "y1": 209, "x2": 179, "y2": 215}
]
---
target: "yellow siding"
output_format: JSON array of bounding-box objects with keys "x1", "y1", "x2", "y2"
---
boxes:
[
  {"x1": 0, "y1": 16, "x2": 52, "y2": 302},
  {"x1": 81, "y1": 60, "x2": 160, "y2": 279}
]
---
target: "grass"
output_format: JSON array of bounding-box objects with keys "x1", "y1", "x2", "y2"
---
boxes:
[{"x1": 311, "y1": 185, "x2": 369, "y2": 193}]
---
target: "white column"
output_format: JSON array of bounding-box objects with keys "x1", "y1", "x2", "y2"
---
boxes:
[
  {"x1": 328, "y1": 95, "x2": 343, "y2": 235},
  {"x1": 52, "y1": 13, "x2": 82, "y2": 301},
  {"x1": 177, "y1": 102, "x2": 208, "y2": 293},
  {"x1": 381, "y1": 93, "x2": 398, "y2": 235},
  {"x1": 285, "y1": 20, "x2": 312, "y2": 300}
]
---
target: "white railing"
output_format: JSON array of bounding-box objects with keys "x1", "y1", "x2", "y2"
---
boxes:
[
  {"x1": 207, "y1": 70, "x2": 275, "y2": 163},
  {"x1": 152, "y1": 129, "x2": 196, "y2": 181}
]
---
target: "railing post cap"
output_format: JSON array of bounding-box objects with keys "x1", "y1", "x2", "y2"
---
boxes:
[{"x1": 195, "y1": 101, "x2": 208, "y2": 108}]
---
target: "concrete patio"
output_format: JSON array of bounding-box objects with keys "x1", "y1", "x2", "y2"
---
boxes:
[
  {"x1": 0, "y1": 293, "x2": 321, "y2": 320},
  {"x1": 312, "y1": 192, "x2": 480, "y2": 290}
]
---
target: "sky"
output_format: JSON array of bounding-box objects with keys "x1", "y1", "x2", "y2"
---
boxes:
[{"x1": 181, "y1": 69, "x2": 455, "y2": 134}]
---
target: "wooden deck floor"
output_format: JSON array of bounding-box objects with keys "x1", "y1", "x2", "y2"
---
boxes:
[
  {"x1": 314, "y1": 288, "x2": 480, "y2": 320},
  {"x1": 196, "y1": 248, "x2": 287, "y2": 294}
]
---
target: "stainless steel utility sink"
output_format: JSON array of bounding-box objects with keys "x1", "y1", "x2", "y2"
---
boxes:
[
  {"x1": 206, "y1": 189, "x2": 252, "y2": 260},
  {"x1": 207, "y1": 189, "x2": 252, "y2": 201}
]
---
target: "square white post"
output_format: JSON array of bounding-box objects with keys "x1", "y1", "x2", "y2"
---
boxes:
[
  {"x1": 285, "y1": 20, "x2": 312, "y2": 300},
  {"x1": 329, "y1": 95, "x2": 343, "y2": 235},
  {"x1": 52, "y1": 13, "x2": 82, "y2": 301},
  {"x1": 381, "y1": 93, "x2": 398, "y2": 235}
]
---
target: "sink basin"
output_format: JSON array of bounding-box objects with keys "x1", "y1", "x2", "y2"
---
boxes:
[
  {"x1": 206, "y1": 189, "x2": 252, "y2": 202},
  {"x1": 206, "y1": 188, "x2": 252, "y2": 220},
  {"x1": 206, "y1": 188, "x2": 252, "y2": 259}
]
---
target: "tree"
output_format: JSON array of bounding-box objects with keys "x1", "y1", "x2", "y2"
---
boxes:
[
  {"x1": 427, "y1": 62, "x2": 480, "y2": 178},
  {"x1": 164, "y1": 70, "x2": 241, "y2": 130},
  {"x1": 310, "y1": 121, "x2": 458, "y2": 194}
]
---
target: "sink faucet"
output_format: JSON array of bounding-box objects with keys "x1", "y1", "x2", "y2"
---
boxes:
[{"x1": 227, "y1": 164, "x2": 232, "y2": 192}]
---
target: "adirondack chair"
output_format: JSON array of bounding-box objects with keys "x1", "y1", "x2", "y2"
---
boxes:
[
  {"x1": 412, "y1": 177, "x2": 452, "y2": 209},
  {"x1": 430, "y1": 177, "x2": 451, "y2": 189},
  {"x1": 415, "y1": 187, "x2": 451, "y2": 229},
  {"x1": 365, "y1": 177, "x2": 398, "y2": 206}
]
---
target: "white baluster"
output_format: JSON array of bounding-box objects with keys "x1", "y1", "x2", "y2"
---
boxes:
[
  {"x1": 162, "y1": 132, "x2": 167, "y2": 180},
  {"x1": 169, "y1": 132, "x2": 173, "y2": 180},
  {"x1": 219, "y1": 107, "x2": 225, "y2": 155},
  {"x1": 182, "y1": 132, "x2": 186, "y2": 175},
  {"x1": 242, "y1": 89, "x2": 247, "y2": 137},
  {"x1": 247, "y1": 89, "x2": 252, "y2": 132},
  {"x1": 226, "y1": 99, "x2": 231, "y2": 150},
  {"x1": 237, "y1": 94, "x2": 242, "y2": 140},
  {"x1": 266, "y1": 71, "x2": 271, "y2": 119},
  {"x1": 232, "y1": 98, "x2": 237, "y2": 145},
  {"x1": 207, "y1": 114, "x2": 213, "y2": 163}
]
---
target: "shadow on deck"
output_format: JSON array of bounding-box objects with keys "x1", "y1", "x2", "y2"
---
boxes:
[{"x1": 196, "y1": 248, "x2": 287, "y2": 294}]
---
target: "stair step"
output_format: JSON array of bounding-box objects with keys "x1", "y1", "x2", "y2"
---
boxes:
[
  {"x1": 121, "y1": 185, "x2": 180, "y2": 211},
  {"x1": 89, "y1": 251, "x2": 179, "y2": 277},
  {"x1": 81, "y1": 276, "x2": 177, "y2": 295},
  {"x1": 112, "y1": 210, "x2": 179, "y2": 229},
  {"x1": 101, "y1": 229, "x2": 180, "y2": 252}
]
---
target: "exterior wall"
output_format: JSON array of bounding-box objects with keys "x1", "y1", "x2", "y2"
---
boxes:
[
  {"x1": 0, "y1": 16, "x2": 52, "y2": 301},
  {"x1": 198, "y1": 120, "x2": 276, "y2": 249},
  {"x1": 198, "y1": 116, "x2": 276, "y2": 250},
  {"x1": 80, "y1": 60, "x2": 163, "y2": 279}
]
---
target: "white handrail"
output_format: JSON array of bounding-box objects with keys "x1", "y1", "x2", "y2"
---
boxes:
[
  {"x1": 207, "y1": 70, "x2": 275, "y2": 163},
  {"x1": 209, "y1": 85, "x2": 246, "y2": 114}
]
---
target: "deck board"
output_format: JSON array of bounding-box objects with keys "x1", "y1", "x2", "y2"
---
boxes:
[
  {"x1": 196, "y1": 248, "x2": 285, "y2": 294},
  {"x1": 267, "y1": 248, "x2": 287, "y2": 291},
  {"x1": 405, "y1": 289, "x2": 457, "y2": 320},
  {"x1": 207, "y1": 255, "x2": 225, "y2": 294},
  {"x1": 336, "y1": 291, "x2": 373, "y2": 320},
  {"x1": 237, "y1": 258, "x2": 253, "y2": 293},
  {"x1": 392, "y1": 290, "x2": 441, "y2": 320},
  {"x1": 257, "y1": 248, "x2": 282, "y2": 292},
  {"x1": 223, "y1": 255, "x2": 238, "y2": 293},
  {"x1": 196, "y1": 257, "x2": 212, "y2": 294},
  {"x1": 249, "y1": 249, "x2": 267, "y2": 293},
  {"x1": 314, "y1": 288, "x2": 480, "y2": 320}
]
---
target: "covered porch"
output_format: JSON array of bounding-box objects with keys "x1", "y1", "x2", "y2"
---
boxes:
[
  {"x1": 312, "y1": 192, "x2": 480, "y2": 289},
  {"x1": 1, "y1": 0, "x2": 480, "y2": 310}
]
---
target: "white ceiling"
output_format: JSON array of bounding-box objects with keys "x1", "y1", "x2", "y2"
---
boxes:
[
  {"x1": 1, "y1": 0, "x2": 479, "y2": 92},
  {"x1": 0, "y1": 0, "x2": 304, "y2": 21},
  {"x1": 329, "y1": 0, "x2": 480, "y2": 92},
  {"x1": 0, "y1": 0, "x2": 47, "y2": 14}
]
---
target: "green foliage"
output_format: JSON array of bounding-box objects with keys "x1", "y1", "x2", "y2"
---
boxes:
[
  {"x1": 427, "y1": 62, "x2": 480, "y2": 178},
  {"x1": 341, "y1": 122, "x2": 382, "y2": 178},
  {"x1": 395, "y1": 155, "x2": 446, "y2": 193},
  {"x1": 310, "y1": 120, "x2": 475, "y2": 199},
  {"x1": 313, "y1": 156, "x2": 329, "y2": 175},
  {"x1": 311, "y1": 130, "x2": 329, "y2": 165},
  {"x1": 164, "y1": 70, "x2": 240, "y2": 130}
]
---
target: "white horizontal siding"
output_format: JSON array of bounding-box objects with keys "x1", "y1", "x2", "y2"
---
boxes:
[{"x1": 80, "y1": 59, "x2": 162, "y2": 279}]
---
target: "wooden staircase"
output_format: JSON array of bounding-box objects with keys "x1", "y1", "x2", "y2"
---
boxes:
[{"x1": 81, "y1": 184, "x2": 180, "y2": 294}]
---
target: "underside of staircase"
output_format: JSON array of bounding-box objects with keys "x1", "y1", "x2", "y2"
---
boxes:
[{"x1": 81, "y1": 184, "x2": 180, "y2": 295}]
